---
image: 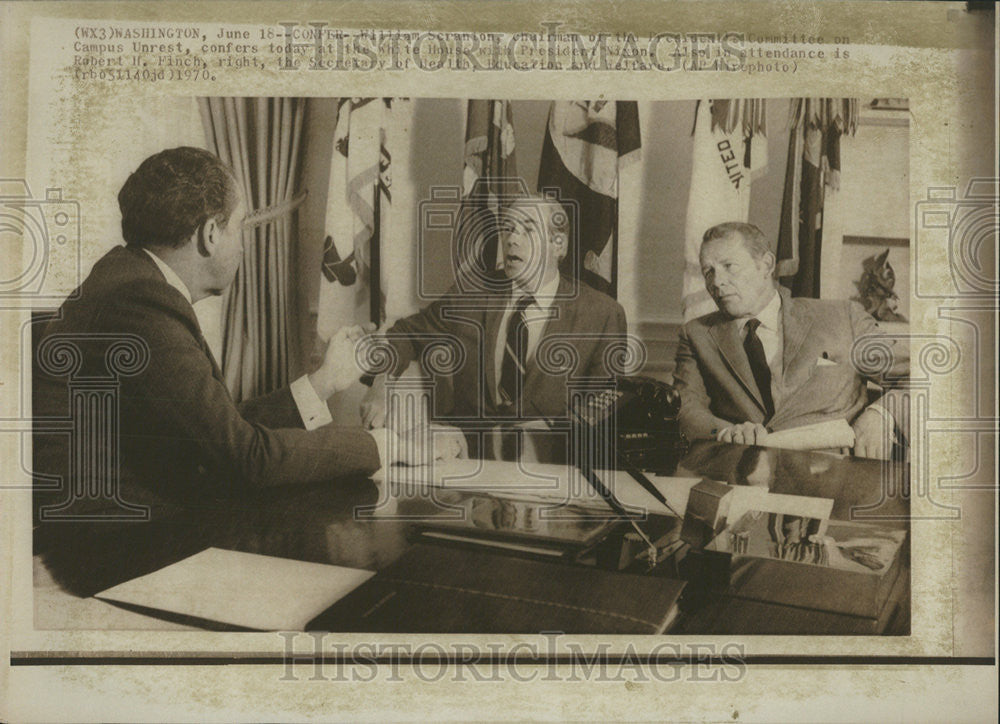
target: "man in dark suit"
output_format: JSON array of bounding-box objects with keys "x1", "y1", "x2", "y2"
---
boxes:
[
  {"x1": 33, "y1": 147, "x2": 450, "y2": 524},
  {"x1": 673, "y1": 222, "x2": 908, "y2": 459},
  {"x1": 361, "y1": 195, "x2": 627, "y2": 426}
]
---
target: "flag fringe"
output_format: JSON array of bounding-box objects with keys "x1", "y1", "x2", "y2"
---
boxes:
[
  {"x1": 788, "y1": 97, "x2": 859, "y2": 136},
  {"x1": 709, "y1": 99, "x2": 768, "y2": 138}
]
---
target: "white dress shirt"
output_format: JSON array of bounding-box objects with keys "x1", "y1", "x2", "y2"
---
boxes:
[
  {"x1": 738, "y1": 285, "x2": 892, "y2": 433},
  {"x1": 739, "y1": 288, "x2": 782, "y2": 372},
  {"x1": 493, "y1": 273, "x2": 561, "y2": 401}
]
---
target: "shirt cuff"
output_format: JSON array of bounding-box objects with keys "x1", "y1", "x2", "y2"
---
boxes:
[{"x1": 289, "y1": 375, "x2": 334, "y2": 431}]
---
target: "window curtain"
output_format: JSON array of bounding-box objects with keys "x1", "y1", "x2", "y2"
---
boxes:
[{"x1": 198, "y1": 97, "x2": 308, "y2": 401}]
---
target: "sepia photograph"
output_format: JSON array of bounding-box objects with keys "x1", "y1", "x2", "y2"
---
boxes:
[
  {"x1": 27, "y1": 95, "x2": 915, "y2": 637},
  {"x1": 1, "y1": 1, "x2": 995, "y2": 721}
]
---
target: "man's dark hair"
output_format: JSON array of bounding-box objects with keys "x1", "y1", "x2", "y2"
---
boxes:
[{"x1": 118, "y1": 146, "x2": 240, "y2": 249}]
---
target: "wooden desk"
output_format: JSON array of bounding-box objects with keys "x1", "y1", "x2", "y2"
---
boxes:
[{"x1": 34, "y1": 438, "x2": 909, "y2": 634}]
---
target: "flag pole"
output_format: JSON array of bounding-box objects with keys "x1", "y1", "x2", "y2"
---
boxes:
[
  {"x1": 610, "y1": 100, "x2": 619, "y2": 299},
  {"x1": 610, "y1": 211, "x2": 619, "y2": 300},
  {"x1": 370, "y1": 179, "x2": 382, "y2": 327}
]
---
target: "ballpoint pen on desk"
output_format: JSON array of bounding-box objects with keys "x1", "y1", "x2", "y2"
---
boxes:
[
  {"x1": 616, "y1": 456, "x2": 684, "y2": 520},
  {"x1": 569, "y1": 408, "x2": 661, "y2": 569},
  {"x1": 577, "y1": 459, "x2": 659, "y2": 570},
  {"x1": 564, "y1": 405, "x2": 685, "y2": 519}
]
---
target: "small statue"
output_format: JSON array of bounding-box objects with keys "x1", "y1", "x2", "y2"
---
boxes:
[{"x1": 854, "y1": 248, "x2": 907, "y2": 323}]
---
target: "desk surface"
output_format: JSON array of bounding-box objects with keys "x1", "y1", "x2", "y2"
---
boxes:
[{"x1": 35, "y1": 438, "x2": 909, "y2": 634}]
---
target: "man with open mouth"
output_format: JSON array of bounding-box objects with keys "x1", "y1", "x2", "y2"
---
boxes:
[{"x1": 359, "y1": 193, "x2": 627, "y2": 426}]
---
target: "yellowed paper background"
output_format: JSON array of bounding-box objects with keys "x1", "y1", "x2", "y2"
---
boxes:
[{"x1": 1, "y1": 1, "x2": 995, "y2": 720}]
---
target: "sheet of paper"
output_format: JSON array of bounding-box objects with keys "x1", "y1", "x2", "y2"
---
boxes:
[
  {"x1": 381, "y1": 458, "x2": 833, "y2": 525},
  {"x1": 760, "y1": 419, "x2": 856, "y2": 451},
  {"x1": 726, "y1": 487, "x2": 835, "y2": 529},
  {"x1": 94, "y1": 548, "x2": 373, "y2": 631},
  {"x1": 380, "y1": 458, "x2": 703, "y2": 517}
]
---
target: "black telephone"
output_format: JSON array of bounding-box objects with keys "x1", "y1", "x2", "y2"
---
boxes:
[{"x1": 572, "y1": 375, "x2": 689, "y2": 475}]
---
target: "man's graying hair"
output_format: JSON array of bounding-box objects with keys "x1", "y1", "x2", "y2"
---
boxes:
[
  {"x1": 508, "y1": 195, "x2": 571, "y2": 262},
  {"x1": 702, "y1": 222, "x2": 777, "y2": 277}
]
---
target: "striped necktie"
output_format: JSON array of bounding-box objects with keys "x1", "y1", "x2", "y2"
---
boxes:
[{"x1": 498, "y1": 295, "x2": 535, "y2": 411}]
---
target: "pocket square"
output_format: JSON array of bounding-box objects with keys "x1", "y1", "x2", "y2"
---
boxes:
[{"x1": 817, "y1": 356, "x2": 838, "y2": 367}]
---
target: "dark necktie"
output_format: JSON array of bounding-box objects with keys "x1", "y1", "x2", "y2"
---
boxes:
[
  {"x1": 498, "y1": 295, "x2": 535, "y2": 411},
  {"x1": 743, "y1": 318, "x2": 774, "y2": 419}
]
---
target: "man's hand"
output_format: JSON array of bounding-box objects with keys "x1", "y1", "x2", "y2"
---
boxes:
[
  {"x1": 852, "y1": 408, "x2": 891, "y2": 460},
  {"x1": 360, "y1": 374, "x2": 387, "y2": 429},
  {"x1": 309, "y1": 323, "x2": 375, "y2": 400},
  {"x1": 393, "y1": 424, "x2": 468, "y2": 466},
  {"x1": 716, "y1": 422, "x2": 769, "y2": 446}
]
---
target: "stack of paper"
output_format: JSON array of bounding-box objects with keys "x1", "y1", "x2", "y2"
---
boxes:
[
  {"x1": 378, "y1": 458, "x2": 703, "y2": 517},
  {"x1": 379, "y1": 458, "x2": 835, "y2": 525}
]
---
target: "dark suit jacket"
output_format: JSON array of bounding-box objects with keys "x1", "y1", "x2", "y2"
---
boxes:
[
  {"x1": 33, "y1": 245, "x2": 380, "y2": 523},
  {"x1": 383, "y1": 274, "x2": 627, "y2": 421},
  {"x1": 673, "y1": 287, "x2": 909, "y2": 440}
]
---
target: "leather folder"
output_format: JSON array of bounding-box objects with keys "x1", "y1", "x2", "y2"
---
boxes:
[{"x1": 307, "y1": 543, "x2": 686, "y2": 634}]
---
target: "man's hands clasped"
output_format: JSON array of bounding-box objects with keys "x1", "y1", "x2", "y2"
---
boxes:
[
  {"x1": 309, "y1": 323, "x2": 375, "y2": 400},
  {"x1": 389, "y1": 424, "x2": 468, "y2": 466},
  {"x1": 716, "y1": 422, "x2": 769, "y2": 446}
]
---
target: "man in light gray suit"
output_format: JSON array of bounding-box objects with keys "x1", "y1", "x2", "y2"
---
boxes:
[{"x1": 673, "y1": 222, "x2": 908, "y2": 458}]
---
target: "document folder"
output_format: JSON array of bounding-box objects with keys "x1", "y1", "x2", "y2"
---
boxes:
[
  {"x1": 94, "y1": 548, "x2": 374, "y2": 631},
  {"x1": 306, "y1": 543, "x2": 686, "y2": 634}
]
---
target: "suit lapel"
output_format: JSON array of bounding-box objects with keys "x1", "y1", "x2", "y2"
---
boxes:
[
  {"x1": 125, "y1": 245, "x2": 227, "y2": 387},
  {"x1": 708, "y1": 316, "x2": 767, "y2": 413},
  {"x1": 524, "y1": 277, "x2": 573, "y2": 398},
  {"x1": 780, "y1": 289, "x2": 814, "y2": 379},
  {"x1": 482, "y1": 279, "x2": 513, "y2": 407}
]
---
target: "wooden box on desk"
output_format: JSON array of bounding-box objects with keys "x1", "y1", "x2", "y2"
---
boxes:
[{"x1": 699, "y1": 512, "x2": 907, "y2": 619}]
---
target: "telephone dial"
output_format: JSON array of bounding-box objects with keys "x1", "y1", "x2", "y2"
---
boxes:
[{"x1": 573, "y1": 375, "x2": 689, "y2": 475}]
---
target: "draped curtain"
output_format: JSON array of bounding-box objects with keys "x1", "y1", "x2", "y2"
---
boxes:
[{"x1": 198, "y1": 97, "x2": 307, "y2": 401}]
